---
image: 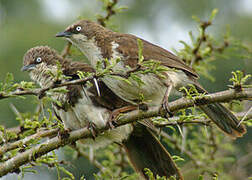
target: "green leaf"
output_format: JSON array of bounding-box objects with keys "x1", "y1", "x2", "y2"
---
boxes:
[
  {"x1": 172, "y1": 155, "x2": 185, "y2": 162},
  {"x1": 144, "y1": 168, "x2": 155, "y2": 180},
  {"x1": 130, "y1": 74, "x2": 144, "y2": 87},
  {"x1": 198, "y1": 175, "x2": 204, "y2": 180},
  {"x1": 210, "y1": 8, "x2": 219, "y2": 21},
  {"x1": 137, "y1": 39, "x2": 144, "y2": 64},
  {"x1": 192, "y1": 15, "x2": 201, "y2": 23},
  {"x1": 59, "y1": 166, "x2": 75, "y2": 180}
]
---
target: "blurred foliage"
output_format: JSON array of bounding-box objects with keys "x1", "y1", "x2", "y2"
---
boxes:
[{"x1": 0, "y1": 0, "x2": 252, "y2": 180}]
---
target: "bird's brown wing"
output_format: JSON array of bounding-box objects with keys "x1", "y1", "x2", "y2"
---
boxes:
[
  {"x1": 123, "y1": 123, "x2": 183, "y2": 179},
  {"x1": 113, "y1": 33, "x2": 198, "y2": 78},
  {"x1": 62, "y1": 60, "x2": 95, "y2": 76},
  {"x1": 63, "y1": 60, "x2": 130, "y2": 110}
]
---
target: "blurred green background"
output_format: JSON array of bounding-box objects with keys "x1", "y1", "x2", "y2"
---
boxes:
[{"x1": 0, "y1": 0, "x2": 251, "y2": 179}]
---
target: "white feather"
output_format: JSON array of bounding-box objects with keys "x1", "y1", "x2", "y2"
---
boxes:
[
  {"x1": 54, "y1": 89, "x2": 132, "y2": 149},
  {"x1": 67, "y1": 35, "x2": 103, "y2": 68},
  {"x1": 93, "y1": 78, "x2": 100, "y2": 97}
]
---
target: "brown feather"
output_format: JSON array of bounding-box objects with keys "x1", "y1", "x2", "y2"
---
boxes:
[
  {"x1": 112, "y1": 33, "x2": 198, "y2": 78},
  {"x1": 66, "y1": 20, "x2": 198, "y2": 79}
]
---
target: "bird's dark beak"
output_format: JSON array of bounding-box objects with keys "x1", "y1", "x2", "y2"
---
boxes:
[
  {"x1": 21, "y1": 64, "x2": 36, "y2": 72},
  {"x1": 56, "y1": 31, "x2": 73, "y2": 38}
]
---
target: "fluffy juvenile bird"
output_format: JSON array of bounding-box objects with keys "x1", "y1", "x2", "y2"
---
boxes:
[
  {"x1": 22, "y1": 46, "x2": 183, "y2": 180},
  {"x1": 56, "y1": 20, "x2": 246, "y2": 138}
]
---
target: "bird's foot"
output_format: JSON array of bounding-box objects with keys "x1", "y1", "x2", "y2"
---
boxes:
[
  {"x1": 161, "y1": 99, "x2": 173, "y2": 118},
  {"x1": 87, "y1": 122, "x2": 98, "y2": 140},
  {"x1": 139, "y1": 103, "x2": 148, "y2": 111},
  {"x1": 107, "y1": 105, "x2": 138, "y2": 129},
  {"x1": 107, "y1": 115, "x2": 118, "y2": 129},
  {"x1": 107, "y1": 110, "x2": 121, "y2": 129},
  {"x1": 38, "y1": 90, "x2": 46, "y2": 99},
  {"x1": 160, "y1": 85, "x2": 173, "y2": 118},
  {"x1": 58, "y1": 129, "x2": 70, "y2": 139}
]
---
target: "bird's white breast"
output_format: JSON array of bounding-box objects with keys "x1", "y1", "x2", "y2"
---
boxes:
[
  {"x1": 54, "y1": 88, "x2": 133, "y2": 149},
  {"x1": 68, "y1": 35, "x2": 103, "y2": 68}
]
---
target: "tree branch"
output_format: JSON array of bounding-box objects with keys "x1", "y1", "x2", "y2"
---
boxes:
[
  {"x1": 0, "y1": 128, "x2": 59, "y2": 157},
  {"x1": 116, "y1": 88, "x2": 252, "y2": 125},
  {"x1": 0, "y1": 69, "x2": 146, "y2": 100},
  {"x1": 0, "y1": 88, "x2": 251, "y2": 177},
  {"x1": 0, "y1": 76, "x2": 95, "y2": 100},
  {"x1": 0, "y1": 127, "x2": 93, "y2": 177}
]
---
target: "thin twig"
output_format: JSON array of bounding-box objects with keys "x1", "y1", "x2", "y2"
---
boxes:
[
  {"x1": 97, "y1": 0, "x2": 118, "y2": 27},
  {"x1": 237, "y1": 106, "x2": 252, "y2": 127},
  {"x1": 209, "y1": 127, "x2": 217, "y2": 161},
  {"x1": 190, "y1": 21, "x2": 211, "y2": 67},
  {"x1": 61, "y1": 42, "x2": 72, "y2": 58},
  {"x1": 0, "y1": 75, "x2": 95, "y2": 100},
  {"x1": 156, "y1": 120, "x2": 211, "y2": 128},
  {"x1": 158, "y1": 130, "x2": 201, "y2": 167},
  {"x1": 70, "y1": 145, "x2": 106, "y2": 172}
]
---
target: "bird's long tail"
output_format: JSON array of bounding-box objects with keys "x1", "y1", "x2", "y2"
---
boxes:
[
  {"x1": 122, "y1": 123, "x2": 183, "y2": 180},
  {"x1": 188, "y1": 81, "x2": 247, "y2": 138},
  {"x1": 199, "y1": 103, "x2": 246, "y2": 138}
]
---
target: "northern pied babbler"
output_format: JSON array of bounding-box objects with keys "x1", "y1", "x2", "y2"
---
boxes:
[
  {"x1": 56, "y1": 20, "x2": 246, "y2": 138},
  {"x1": 22, "y1": 46, "x2": 183, "y2": 180}
]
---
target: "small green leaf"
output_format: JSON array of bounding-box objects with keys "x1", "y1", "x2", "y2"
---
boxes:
[
  {"x1": 210, "y1": 8, "x2": 219, "y2": 21},
  {"x1": 172, "y1": 155, "x2": 185, "y2": 162},
  {"x1": 137, "y1": 39, "x2": 144, "y2": 64}
]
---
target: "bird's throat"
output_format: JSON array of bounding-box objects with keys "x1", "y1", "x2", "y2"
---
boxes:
[
  {"x1": 29, "y1": 63, "x2": 56, "y2": 88},
  {"x1": 67, "y1": 36, "x2": 103, "y2": 68}
]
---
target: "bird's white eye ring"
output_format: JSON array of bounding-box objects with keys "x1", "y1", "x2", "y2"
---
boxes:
[
  {"x1": 36, "y1": 57, "x2": 42, "y2": 63},
  {"x1": 76, "y1": 26, "x2": 82, "y2": 32}
]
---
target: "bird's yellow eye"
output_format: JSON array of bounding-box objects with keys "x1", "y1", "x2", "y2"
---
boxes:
[
  {"x1": 76, "y1": 26, "x2": 82, "y2": 32},
  {"x1": 36, "y1": 57, "x2": 42, "y2": 63}
]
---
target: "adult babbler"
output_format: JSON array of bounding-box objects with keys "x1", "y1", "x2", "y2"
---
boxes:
[
  {"x1": 22, "y1": 46, "x2": 183, "y2": 180},
  {"x1": 56, "y1": 20, "x2": 246, "y2": 138}
]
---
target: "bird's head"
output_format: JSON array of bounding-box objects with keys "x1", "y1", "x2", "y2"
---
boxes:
[
  {"x1": 22, "y1": 46, "x2": 63, "y2": 86},
  {"x1": 56, "y1": 20, "x2": 110, "y2": 46}
]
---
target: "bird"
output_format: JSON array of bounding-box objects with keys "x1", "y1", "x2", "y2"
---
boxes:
[
  {"x1": 55, "y1": 20, "x2": 246, "y2": 138},
  {"x1": 22, "y1": 46, "x2": 183, "y2": 180}
]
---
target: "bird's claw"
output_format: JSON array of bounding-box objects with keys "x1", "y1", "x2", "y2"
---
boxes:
[
  {"x1": 38, "y1": 91, "x2": 46, "y2": 99},
  {"x1": 87, "y1": 122, "x2": 98, "y2": 140},
  {"x1": 107, "y1": 106, "x2": 137, "y2": 129},
  {"x1": 58, "y1": 129, "x2": 70, "y2": 139},
  {"x1": 162, "y1": 100, "x2": 173, "y2": 118},
  {"x1": 107, "y1": 113, "x2": 118, "y2": 129},
  {"x1": 139, "y1": 103, "x2": 148, "y2": 111}
]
